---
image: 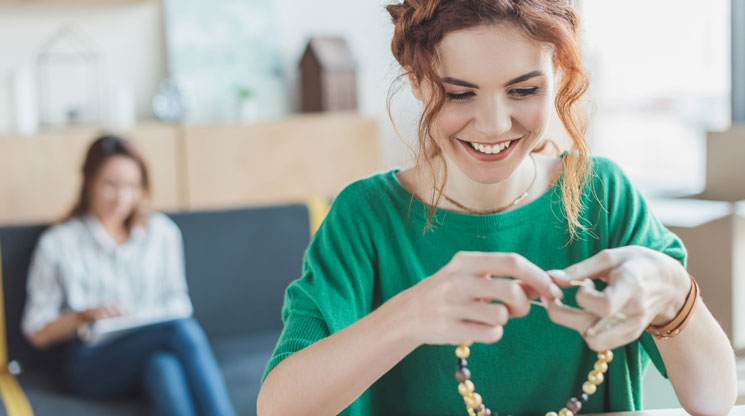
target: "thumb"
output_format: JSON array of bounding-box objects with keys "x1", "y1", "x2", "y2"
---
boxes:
[{"x1": 546, "y1": 269, "x2": 571, "y2": 286}]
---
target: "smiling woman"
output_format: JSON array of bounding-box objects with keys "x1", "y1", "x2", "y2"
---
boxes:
[
  {"x1": 387, "y1": 2, "x2": 592, "y2": 241},
  {"x1": 257, "y1": 1, "x2": 738, "y2": 416}
]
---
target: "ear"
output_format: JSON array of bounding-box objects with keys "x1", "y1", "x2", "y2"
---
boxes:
[{"x1": 406, "y1": 69, "x2": 424, "y2": 102}]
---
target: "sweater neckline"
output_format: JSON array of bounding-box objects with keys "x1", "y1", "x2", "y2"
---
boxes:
[{"x1": 383, "y1": 152, "x2": 567, "y2": 231}]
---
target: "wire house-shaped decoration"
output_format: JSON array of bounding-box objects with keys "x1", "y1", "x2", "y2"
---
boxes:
[{"x1": 36, "y1": 25, "x2": 102, "y2": 126}]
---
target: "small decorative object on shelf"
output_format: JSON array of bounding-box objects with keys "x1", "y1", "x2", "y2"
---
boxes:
[
  {"x1": 152, "y1": 80, "x2": 187, "y2": 122},
  {"x1": 36, "y1": 25, "x2": 102, "y2": 127},
  {"x1": 236, "y1": 86, "x2": 258, "y2": 125},
  {"x1": 299, "y1": 36, "x2": 358, "y2": 113}
]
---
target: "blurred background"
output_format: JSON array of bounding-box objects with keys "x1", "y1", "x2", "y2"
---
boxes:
[{"x1": 0, "y1": 0, "x2": 743, "y2": 414}]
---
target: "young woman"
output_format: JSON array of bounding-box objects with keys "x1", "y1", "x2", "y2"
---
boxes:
[
  {"x1": 257, "y1": 1, "x2": 737, "y2": 415},
  {"x1": 21, "y1": 135, "x2": 236, "y2": 416}
]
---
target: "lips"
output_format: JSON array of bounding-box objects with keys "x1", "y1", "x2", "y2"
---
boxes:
[{"x1": 456, "y1": 136, "x2": 523, "y2": 161}]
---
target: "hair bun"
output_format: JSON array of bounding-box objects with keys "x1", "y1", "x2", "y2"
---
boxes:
[{"x1": 386, "y1": 0, "x2": 440, "y2": 30}]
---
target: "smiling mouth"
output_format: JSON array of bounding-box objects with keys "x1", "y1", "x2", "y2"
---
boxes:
[{"x1": 459, "y1": 138, "x2": 519, "y2": 155}]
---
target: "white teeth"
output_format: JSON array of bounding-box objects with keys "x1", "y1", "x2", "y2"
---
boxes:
[{"x1": 471, "y1": 140, "x2": 512, "y2": 154}]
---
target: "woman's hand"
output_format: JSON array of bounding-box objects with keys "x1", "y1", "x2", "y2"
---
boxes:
[
  {"x1": 78, "y1": 304, "x2": 124, "y2": 323},
  {"x1": 394, "y1": 251, "x2": 563, "y2": 347},
  {"x1": 544, "y1": 245, "x2": 690, "y2": 351}
]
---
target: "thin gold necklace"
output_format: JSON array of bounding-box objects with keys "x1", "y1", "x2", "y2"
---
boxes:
[{"x1": 441, "y1": 154, "x2": 537, "y2": 215}]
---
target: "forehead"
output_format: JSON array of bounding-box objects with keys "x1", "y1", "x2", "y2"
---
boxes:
[
  {"x1": 436, "y1": 23, "x2": 553, "y2": 83},
  {"x1": 98, "y1": 155, "x2": 141, "y2": 179}
]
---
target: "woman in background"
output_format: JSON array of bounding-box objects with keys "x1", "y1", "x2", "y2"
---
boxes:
[{"x1": 21, "y1": 135, "x2": 236, "y2": 416}]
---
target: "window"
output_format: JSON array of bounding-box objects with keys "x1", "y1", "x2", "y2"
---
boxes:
[{"x1": 579, "y1": 0, "x2": 730, "y2": 196}]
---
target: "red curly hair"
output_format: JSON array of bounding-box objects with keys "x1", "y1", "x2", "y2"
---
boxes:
[{"x1": 385, "y1": 0, "x2": 592, "y2": 242}]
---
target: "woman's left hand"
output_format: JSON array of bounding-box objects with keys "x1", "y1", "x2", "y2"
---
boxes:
[{"x1": 543, "y1": 245, "x2": 691, "y2": 351}]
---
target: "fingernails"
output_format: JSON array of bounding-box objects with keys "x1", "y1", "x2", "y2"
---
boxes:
[
  {"x1": 547, "y1": 269, "x2": 568, "y2": 279},
  {"x1": 550, "y1": 284, "x2": 563, "y2": 300}
]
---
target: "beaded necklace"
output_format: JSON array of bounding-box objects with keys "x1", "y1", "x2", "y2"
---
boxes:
[
  {"x1": 454, "y1": 344, "x2": 613, "y2": 416},
  {"x1": 440, "y1": 154, "x2": 537, "y2": 215}
]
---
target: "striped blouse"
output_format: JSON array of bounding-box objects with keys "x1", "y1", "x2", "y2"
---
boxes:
[{"x1": 21, "y1": 212, "x2": 194, "y2": 337}]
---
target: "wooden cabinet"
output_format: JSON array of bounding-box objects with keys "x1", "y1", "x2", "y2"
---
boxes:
[{"x1": 0, "y1": 114, "x2": 382, "y2": 225}]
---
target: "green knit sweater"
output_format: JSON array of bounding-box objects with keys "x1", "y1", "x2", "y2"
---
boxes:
[{"x1": 262, "y1": 155, "x2": 686, "y2": 415}]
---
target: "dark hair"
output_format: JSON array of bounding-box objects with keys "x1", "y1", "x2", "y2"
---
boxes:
[
  {"x1": 64, "y1": 135, "x2": 150, "y2": 231},
  {"x1": 385, "y1": 0, "x2": 592, "y2": 241}
]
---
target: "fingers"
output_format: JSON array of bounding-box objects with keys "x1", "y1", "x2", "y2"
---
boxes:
[
  {"x1": 460, "y1": 302, "x2": 509, "y2": 327},
  {"x1": 455, "y1": 320, "x2": 505, "y2": 345},
  {"x1": 547, "y1": 249, "x2": 622, "y2": 287},
  {"x1": 452, "y1": 251, "x2": 562, "y2": 300},
  {"x1": 467, "y1": 277, "x2": 531, "y2": 318},
  {"x1": 544, "y1": 298, "x2": 596, "y2": 335},
  {"x1": 575, "y1": 268, "x2": 636, "y2": 318},
  {"x1": 582, "y1": 313, "x2": 646, "y2": 352},
  {"x1": 92, "y1": 304, "x2": 123, "y2": 321},
  {"x1": 545, "y1": 296, "x2": 646, "y2": 351}
]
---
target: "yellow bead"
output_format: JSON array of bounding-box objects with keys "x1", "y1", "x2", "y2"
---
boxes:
[
  {"x1": 583, "y1": 381, "x2": 597, "y2": 395},
  {"x1": 588, "y1": 369, "x2": 604, "y2": 385},
  {"x1": 456, "y1": 345, "x2": 471, "y2": 359},
  {"x1": 594, "y1": 361, "x2": 608, "y2": 373},
  {"x1": 467, "y1": 408, "x2": 477, "y2": 416},
  {"x1": 464, "y1": 392, "x2": 482, "y2": 410},
  {"x1": 546, "y1": 412, "x2": 559, "y2": 416},
  {"x1": 477, "y1": 411, "x2": 486, "y2": 416},
  {"x1": 598, "y1": 350, "x2": 614, "y2": 363},
  {"x1": 458, "y1": 380, "x2": 475, "y2": 396},
  {"x1": 559, "y1": 409, "x2": 574, "y2": 416}
]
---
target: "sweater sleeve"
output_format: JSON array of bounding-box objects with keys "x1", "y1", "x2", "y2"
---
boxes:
[
  {"x1": 21, "y1": 230, "x2": 64, "y2": 337},
  {"x1": 262, "y1": 183, "x2": 378, "y2": 383},
  {"x1": 156, "y1": 214, "x2": 193, "y2": 319},
  {"x1": 596, "y1": 157, "x2": 688, "y2": 379}
]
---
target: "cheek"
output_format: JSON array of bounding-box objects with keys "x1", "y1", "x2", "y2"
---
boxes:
[
  {"x1": 514, "y1": 97, "x2": 551, "y2": 133},
  {"x1": 90, "y1": 185, "x2": 114, "y2": 207},
  {"x1": 435, "y1": 106, "x2": 469, "y2": 139}
]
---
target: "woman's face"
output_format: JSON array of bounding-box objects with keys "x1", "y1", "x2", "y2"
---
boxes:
[
  {"x1": 89, "y1": 155, "x2": 143, "y2": 225},
  {"x1": 421, "y1": 23, "x2": 556, "y2": 184}
]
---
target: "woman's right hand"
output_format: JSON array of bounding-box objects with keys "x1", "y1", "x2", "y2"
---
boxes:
[
  {"x1": 393, "y1": 251, "x2": 563, "y2": 346},
  {"x1": 78, "y1": 304, "x2": 123, "y2": 323}
]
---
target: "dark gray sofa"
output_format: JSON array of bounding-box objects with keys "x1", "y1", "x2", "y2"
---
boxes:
[{"x1": 0, "y1": 204, "x2": 310, "y2": 416}]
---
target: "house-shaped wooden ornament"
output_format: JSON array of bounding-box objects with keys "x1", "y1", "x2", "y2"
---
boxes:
[{"x1": 299, "y1": 37, "x2": 358, "y2": 113}]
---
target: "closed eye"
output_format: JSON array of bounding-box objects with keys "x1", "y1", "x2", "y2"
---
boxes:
[
  {"x1": 510, "y1": 87, "x2": 539, "y2": 98},
  {"x1": 446, "y1": 92, "x2": 475, "y2": 102}
]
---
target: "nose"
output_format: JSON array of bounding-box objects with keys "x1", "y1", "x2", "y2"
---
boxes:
[
  {"x1": 114, "y1": 187, "x2": 135, "y2": 204},
  {"x1": 472, "y1": 95, "x2": 512, "y2": 139}
]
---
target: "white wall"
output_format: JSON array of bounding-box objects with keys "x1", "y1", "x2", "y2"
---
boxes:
[
  {"x1": 0, "y1": 2, "x2": 167, "y2": 131},
  {"x1": 272, "y1": 0, "x2": 418, "y2": 169},
  {"x1": 0, "y1": 0, "x2": 416, "y2": 168},
  {"x1": 0, "y1": 0, "x2": 569, "y2": 171}
]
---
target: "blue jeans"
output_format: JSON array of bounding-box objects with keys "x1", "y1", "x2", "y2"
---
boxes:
[{"x1": 66, "y1": 318, "x2": 236, "y2": 416}]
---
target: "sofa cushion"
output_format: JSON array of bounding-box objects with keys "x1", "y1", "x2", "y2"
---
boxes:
[
  {"x1": 212, "y1": 329, "x2": 282, "y2": 416},
  {"x1": 169, "y1": 204, "x2": 309, "y2": 341},
  {"x1": 0, "y1": 204, "x2": 308, "y2": 415}
]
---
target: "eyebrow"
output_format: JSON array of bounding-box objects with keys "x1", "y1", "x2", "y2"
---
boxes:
[{"x1": 442, "y1": 70, "x2": 544, "y2": 89}]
